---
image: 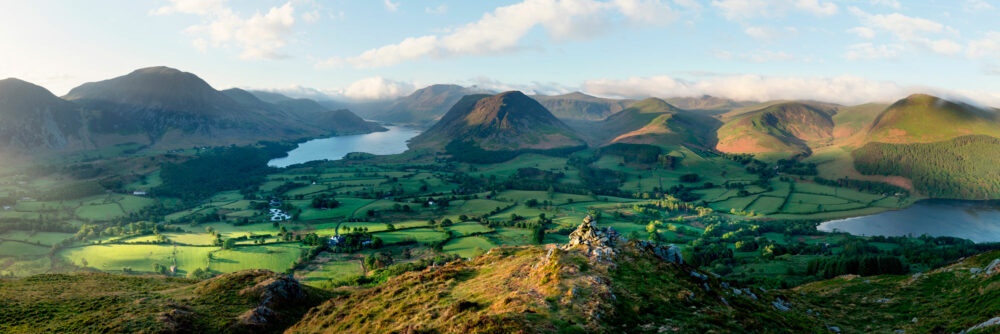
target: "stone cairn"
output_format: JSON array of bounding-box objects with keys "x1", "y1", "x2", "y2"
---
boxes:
[{"x1": 562, "y1": 215, "x2": 620, "y2": 264}]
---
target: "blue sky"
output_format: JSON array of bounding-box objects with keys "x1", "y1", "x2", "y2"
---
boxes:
[{"x1": 2, "y1": 0, "x2": 999, "y2": 105}]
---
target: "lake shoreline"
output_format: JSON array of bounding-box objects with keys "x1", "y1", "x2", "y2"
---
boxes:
[
  {"x1": 818, "y1": 198, "x2": 1000, "y2": 243},
  {"x1": 267, "y1": 125, "x2": 422, "y2": 168}
]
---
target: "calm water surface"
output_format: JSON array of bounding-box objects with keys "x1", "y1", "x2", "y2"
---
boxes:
[
  {"x1": 267, "y1": 126, "x2": 421, "y2": 168},
  {"x1": 818, "y1": 199, "x2": 1000, "y2": 243}
]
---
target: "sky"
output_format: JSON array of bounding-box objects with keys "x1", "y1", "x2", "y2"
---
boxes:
[{"x1": 2, "y1": 0, "x2": 1000, "y2": 106}]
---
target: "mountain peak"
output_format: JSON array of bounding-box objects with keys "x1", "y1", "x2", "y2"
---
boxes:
[{"x1": 409, "y1": 91, "x2": 585, "y2": 156}]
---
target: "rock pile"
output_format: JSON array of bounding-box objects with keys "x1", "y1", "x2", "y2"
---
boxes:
[{"x1": 561, "y1": 215, "x2": 620, "y2": 264}]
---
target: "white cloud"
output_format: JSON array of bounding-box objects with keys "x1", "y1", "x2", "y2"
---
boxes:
[
  {"x1": 744, "y1": 50, "x2": 797, "y2": 62},
  {"x1": 869, "y1": 0, "x2": 901, "y2": 10},
  {"x1": 968, "y1": 31, "x2": 1000, "y2": 58},
  {"x1": 153, "y1": 0, "x2": 299, "y2": 60},
  {"x1": 384, "y1": 0, "x2": 400, "y2": 12},
  {"x1": 464, "y1": 77, "x2": 574, "y2": 95},
  {"x1": 340, "y1": 77, "x2": 416, "y2": 100},
  {"x1": 318, "y1": 0, "x2": 677, "y2": 69},
  {"x1": 151, "y1": 0, "x2": 227, "y2": 16},
  {"x1": 794, "y1": 0, "x2": 838, "y2": 16},
  {"x1": 743, "y1": 26, "x2": 796, "y2": 42},
  {"x1": 848, "y1": 7, "x2": 962, "y2": 56},
  {"x1": 845, "y1": 43, "x2": 902, "y2": 60},
  {"x1": 964, "y1": 0, "x2": 994, "y2": 11},
  {"x1": 302, "y1": 10, "x2": 320, "y2": 23},
  {"x1": 672, "y1": 0, "x2": 703, "y2": 10},
  {"x1": 711, "y1": 0, "x2": 837, "y2": 19},
  {"x1": 847, "y1": 26, "x2": 876, "y2": 39},
  {"x1": 582, "y1": 74, "x2": 1000, "y2": 107},
  {"x1": 425, "y1": 4, "x2": 448, "y2": 14}
]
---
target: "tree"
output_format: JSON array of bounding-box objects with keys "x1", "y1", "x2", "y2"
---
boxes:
[
  {"x1": 222, "y1": 238, "x2": 237, "y2": 250},
  {"x1": 533, "y1": 226, "x2": 546, "y2": 244}
]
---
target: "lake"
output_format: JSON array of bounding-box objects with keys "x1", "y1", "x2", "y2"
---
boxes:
[
  {"x1": 268, "y1": 125, "x2": 421, "y2": 168},
  {"x1": 818, "y1": 199, "x2": 1000, "y2": 243}
]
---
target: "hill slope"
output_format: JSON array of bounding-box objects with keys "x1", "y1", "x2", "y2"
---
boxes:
[
  {"x1": 408, "y1": 91, "x2": 586, "y2": 157},
  {"x1": 795, "y1": 249, "x2": 1000, "y2": 333},
  {"x1": 289, "y1": 217, "x2": 822, "y2": 333},
  {"x1": 531, "y1": 92, "x2": 633, "y2": 120},
  {"x1": 0, "y1": 78, "x2": 87, "y2": 153},
  {"x1": 0, "y1": 269, "x2": 331, "y2": 333},
  {"x1": 715, "y1": 102, "x2": 837, "y2": 155},
  {"x1": 596, "y1": 98, "x2": 720, "y2": 148},
  {"x1": 864, "y1": 94, "x2": 1000, "y2": 144}
]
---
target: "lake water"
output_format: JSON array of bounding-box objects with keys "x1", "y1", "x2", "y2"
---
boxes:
[
  {"x1": 267, "y1": 125, "x2": 421, "y2": 168},
  {"x1": 818, "y1": 199, "x2": 1000, "y2": 243}
]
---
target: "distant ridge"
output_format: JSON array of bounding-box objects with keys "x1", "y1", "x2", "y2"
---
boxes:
[
  {"x1": 531, "y1": 92, "x2": 633, "y2": 120},
  {"x1": 59, "y1": 66, "x2": 381, "y2": 149},
  {"x1": 370, "y1": 84, "x2": 488, "y2": 125}
]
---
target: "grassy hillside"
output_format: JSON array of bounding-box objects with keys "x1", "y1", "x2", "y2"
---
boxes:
[
  {"x1": 289, "y1": 243, "x2": 821, "y2": 333},
  {"x1": 0, "y1": 269, "x2": 332, "y2": 333},
  {"x1": 831, "y1": 103, "x2": 889, "y2": 139},
  {"x1": 589, "y1": 98, "x2": 719, "y2": 148},
  {"x1": 865, "y1": 94, "x2": 1000, "y2": 144},
  {"x1": 716, "y1": 102, "x2": 836, "y2": 155},
  {"x1": 795, "y1": 249, "x2": 1000, "y2": 333},
  {"x1": 854, "y1": 135, "x2": 1000, "y2": 199}
]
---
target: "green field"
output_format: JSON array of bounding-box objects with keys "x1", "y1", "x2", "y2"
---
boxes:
[
  {"x1": 442, "y1": 237, "x2": 496, "y2": 258},
  {"x1": 59, "y1": 244, "x2": 215, "y2": 273},
  {"x1": 209, "y1": 244, "x2": 309, "y2": 273}
]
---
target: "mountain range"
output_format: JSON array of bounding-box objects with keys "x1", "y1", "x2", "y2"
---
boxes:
[{"x1": 0, "y1": 67, "x2": 383, "y2": 155}]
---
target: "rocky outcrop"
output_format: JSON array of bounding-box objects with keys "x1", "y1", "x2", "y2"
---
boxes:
[
  {"x1": 234, "y1": 271, "x2": 306, "y2": 329},
  {"x1": 959, "y1": 316, "x2": 1000, "y2": 334}
]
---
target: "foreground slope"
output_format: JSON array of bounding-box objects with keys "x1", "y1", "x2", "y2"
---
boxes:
[
  {"x1": 0, "y1": 270, "x2": 330, "y2": 333},
  {"x1": 408, "y1": 91, "x2": 586, "y2": 158},
  {"x1": 0, "y1": 78, "x2": 87, "y2": 153},
  {"x1": 716, "y1": 102, "x2": 838, "y2": 155},
  {"x1": 289, "y1": 217, "x2": 821, "y2": 333},
  {"x1": 796, "y1": 249, "x2": 1000, "y2": 333}
]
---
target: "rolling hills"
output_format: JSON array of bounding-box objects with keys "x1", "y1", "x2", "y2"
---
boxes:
[
  {"x1": 408, "y1": 91, "x2": 586, "y2": 160},
  {"x1": 0, "y1": 67, "x2": 383, "y2": 154}
]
